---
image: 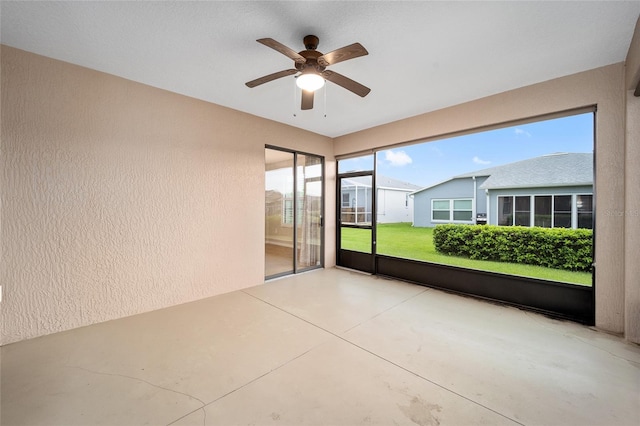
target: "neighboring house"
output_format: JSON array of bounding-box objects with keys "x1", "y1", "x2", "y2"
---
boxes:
[
  {"x1": 411, "y1": 153, "x2": 593, "y2": 229},
  {"x1": 341, "y1": 175, "x2": 421, "y2": 224}
]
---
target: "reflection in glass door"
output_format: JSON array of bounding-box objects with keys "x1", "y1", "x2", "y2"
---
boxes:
[
  {"x1": 265, "y1": 147, "x2": 323, "y2": 279},
  {"x1": 297, "y1": 154, "x2": 323, "y2": 271},
  {"x1": 265, "y1": 149, "x2": 295, "y2": 277}
]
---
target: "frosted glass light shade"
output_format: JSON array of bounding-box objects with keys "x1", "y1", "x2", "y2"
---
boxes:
[{"x1": 296, "y1": 73, "x2": 325, "y2": 92}]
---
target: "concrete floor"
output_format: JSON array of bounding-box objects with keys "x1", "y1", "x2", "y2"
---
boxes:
[{"x1": 2, "y1": 268, "x2": 639, "y2": 425}]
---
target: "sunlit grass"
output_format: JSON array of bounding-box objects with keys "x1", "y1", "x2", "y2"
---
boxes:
[{"x1": 341, "y1": 223, "x2": 592, "y2": 286}]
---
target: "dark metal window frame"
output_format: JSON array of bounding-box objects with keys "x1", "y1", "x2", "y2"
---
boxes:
[
  {"x1": 337, "y1": 168, "x2": 377, "y2": 273},
  {"x1": 335, "y1": 109, "x2": 596, "y2": 325}
]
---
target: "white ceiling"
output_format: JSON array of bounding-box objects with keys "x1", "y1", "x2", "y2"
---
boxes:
[{"x1": 2, "y1": 1, "x2": 639, "y2": 138}]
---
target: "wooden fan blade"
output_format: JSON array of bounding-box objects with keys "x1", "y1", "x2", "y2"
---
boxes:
[
  {"x1": 321, "y1": 70, "x2": 371, "y2": 97},
  {"x1": 246, "y1": 69, "x2": 298, "y2": 88},
  {"x1": 301, "y1": 90, "x2": 314, "y2": 110},
  {"x1": 257, "y1": 38, "x2": 307, "y2": 65},
  {"x1": 317, "y1": 43, "x2": 368, "y2": 67}
]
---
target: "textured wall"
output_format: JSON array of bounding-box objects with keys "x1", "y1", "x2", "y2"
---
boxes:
[
  {"x1": 624, "y1": 18, "x2": 640, "y2": 343},
  {"x1": 0, "y1": 46, "x2": 334, "y2": 345},
  {"x1": 625, "y1": 16, "x2": 640, "y2": 91},
  {"x1": 2, "y1": 41, "x2": 635, "y2": 344},
  {"x1": 334, "y1": 64, "x2": 629, "y2": 337},
  {"x1": 625, "y1": 91, "x2": 640, "y2": 343}
]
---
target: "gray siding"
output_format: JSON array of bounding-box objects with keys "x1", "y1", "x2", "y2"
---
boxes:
[
  {"x1": 413, "y1": 177, "x2": 488, "y2": 227},
  {"x1": 475, "y1": 176, "x2": 489, "y2": 216}
]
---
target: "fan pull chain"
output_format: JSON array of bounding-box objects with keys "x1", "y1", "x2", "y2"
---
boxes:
[
  {"x1": 323, "y1": 81, "x2": 327, "y2": 118},
  {"x1": 293, "y1": 80, "x2": 297, "y2": 117}
]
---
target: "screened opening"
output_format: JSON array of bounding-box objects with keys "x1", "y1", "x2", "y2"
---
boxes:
[{"x1": 371, "y1": 112, "x2": 594, "y2": 286}]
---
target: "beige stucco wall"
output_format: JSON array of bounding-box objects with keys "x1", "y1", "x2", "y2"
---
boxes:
[
  {"x1": 624, "y1": 16, "x2": 640, "y2": 343},
  {"x1": 625, "y1": 16, "x2": 640, "y2": 91},
  {"x1": 0, "y1": 46, "x2": 334, "y2": 345},
  {"x1": 625, "y1": 91, "x2": 640, "y2": 343},
  {"x1": 335, "y1": 63, "x2": 631, "y2": 339},
  {"x1": 2, "y1": 33, "x2": 638, "y2": 344}
]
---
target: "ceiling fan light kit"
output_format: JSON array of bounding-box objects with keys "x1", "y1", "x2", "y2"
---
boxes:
[
  {"x1": 246, "y1": 35, "x2": 370, "y2": 110},
  {"x1": 296, "y1": 72, "x2": 325, "y2": 92}
]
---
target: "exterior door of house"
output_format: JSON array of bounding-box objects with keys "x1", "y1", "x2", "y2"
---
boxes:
[
  {"x1": 265, "y1": 147, "x2": 324, "y2": 279},
  {"x1": 337, "y1": 171, "x2": 376, "y2": 273}
]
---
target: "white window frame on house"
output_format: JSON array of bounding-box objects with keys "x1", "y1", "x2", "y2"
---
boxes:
[
  {"x1": 431, "y1": 198, "x2": 474, "y2": 223},
  {"x1": 497, "y1": 194, "x2": 593, "y2": 229}
]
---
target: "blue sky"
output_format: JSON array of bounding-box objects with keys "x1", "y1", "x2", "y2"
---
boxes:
[{"x1": 341, "y1": 112, "x2": 594, "y2": 188}]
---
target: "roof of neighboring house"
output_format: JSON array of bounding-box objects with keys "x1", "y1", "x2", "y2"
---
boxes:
[
  {"x1": 411, "y1": 152, "x2": 593, "y2": 194},
  {"x1": 343, "y1": 175, "x2": 421, "y2": 191}
]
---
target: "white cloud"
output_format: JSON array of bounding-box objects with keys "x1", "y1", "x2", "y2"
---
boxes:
[
  {"x1": 473, "y1": 156, "x2": 491, "y2": 165},
  {"x1": 384, "y1": 150, "x2": 413, "y2": 167},
  {"x1": 515, "y1": 128, "x2": 532, "y2": 137}
]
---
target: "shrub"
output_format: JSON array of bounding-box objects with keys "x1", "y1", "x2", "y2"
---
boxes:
[{"x1": 432, "y1": 224, "x2": 593, "y2": 272}]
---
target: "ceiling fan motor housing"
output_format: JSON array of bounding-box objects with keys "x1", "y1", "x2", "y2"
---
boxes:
[
  {"x1": 303, "y1": 35, "x2": 320, "y2": 50},
  {"x1": 295, "y1": 50, "x2": 325, "y2": 72},
  {"x1": 296, "y1": 35, "x2": 326, "y2": 72}
]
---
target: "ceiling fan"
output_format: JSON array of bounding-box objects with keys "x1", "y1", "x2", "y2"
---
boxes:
[{"x1": 245, "y1": 35, "x2": 370, "y2": 110}]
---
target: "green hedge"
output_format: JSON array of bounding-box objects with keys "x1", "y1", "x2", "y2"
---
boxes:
[{"x1": 433, "y1": 224, "x2": 593, "y2": 272}]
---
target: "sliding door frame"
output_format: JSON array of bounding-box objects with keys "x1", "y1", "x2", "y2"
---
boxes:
[{"x1": 265, "y1": 145, "x2": 325, "y2": 280}]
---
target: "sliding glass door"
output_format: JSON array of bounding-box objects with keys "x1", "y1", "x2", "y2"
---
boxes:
[
  {"x1": 296, "y1": 154, "x2": 323, "y2": 271},
  {"x1": 265, "y1": 147, "x2": 323, "y2": 279},
  {"x1": 265, "y1": 149, "x2": 295, "y2": 277}
]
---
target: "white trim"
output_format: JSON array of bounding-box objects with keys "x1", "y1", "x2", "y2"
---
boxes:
[
  {"x1": 486, "y1": 190, "x2": 491, "y2": 225},
  {"x1": 431, "y1": 198, "x2": 474, "y2": 224},
  {"x1": 571, "y1": 194, "x2": 578, "y2": 229},
  {"x1": 472, "y1": 176, "x2": 477, "y2": 224}
]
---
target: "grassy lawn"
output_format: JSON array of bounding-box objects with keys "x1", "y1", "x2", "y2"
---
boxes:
[{"x1": 341, "y1": 222, "x2": 592, "y2": 286}]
